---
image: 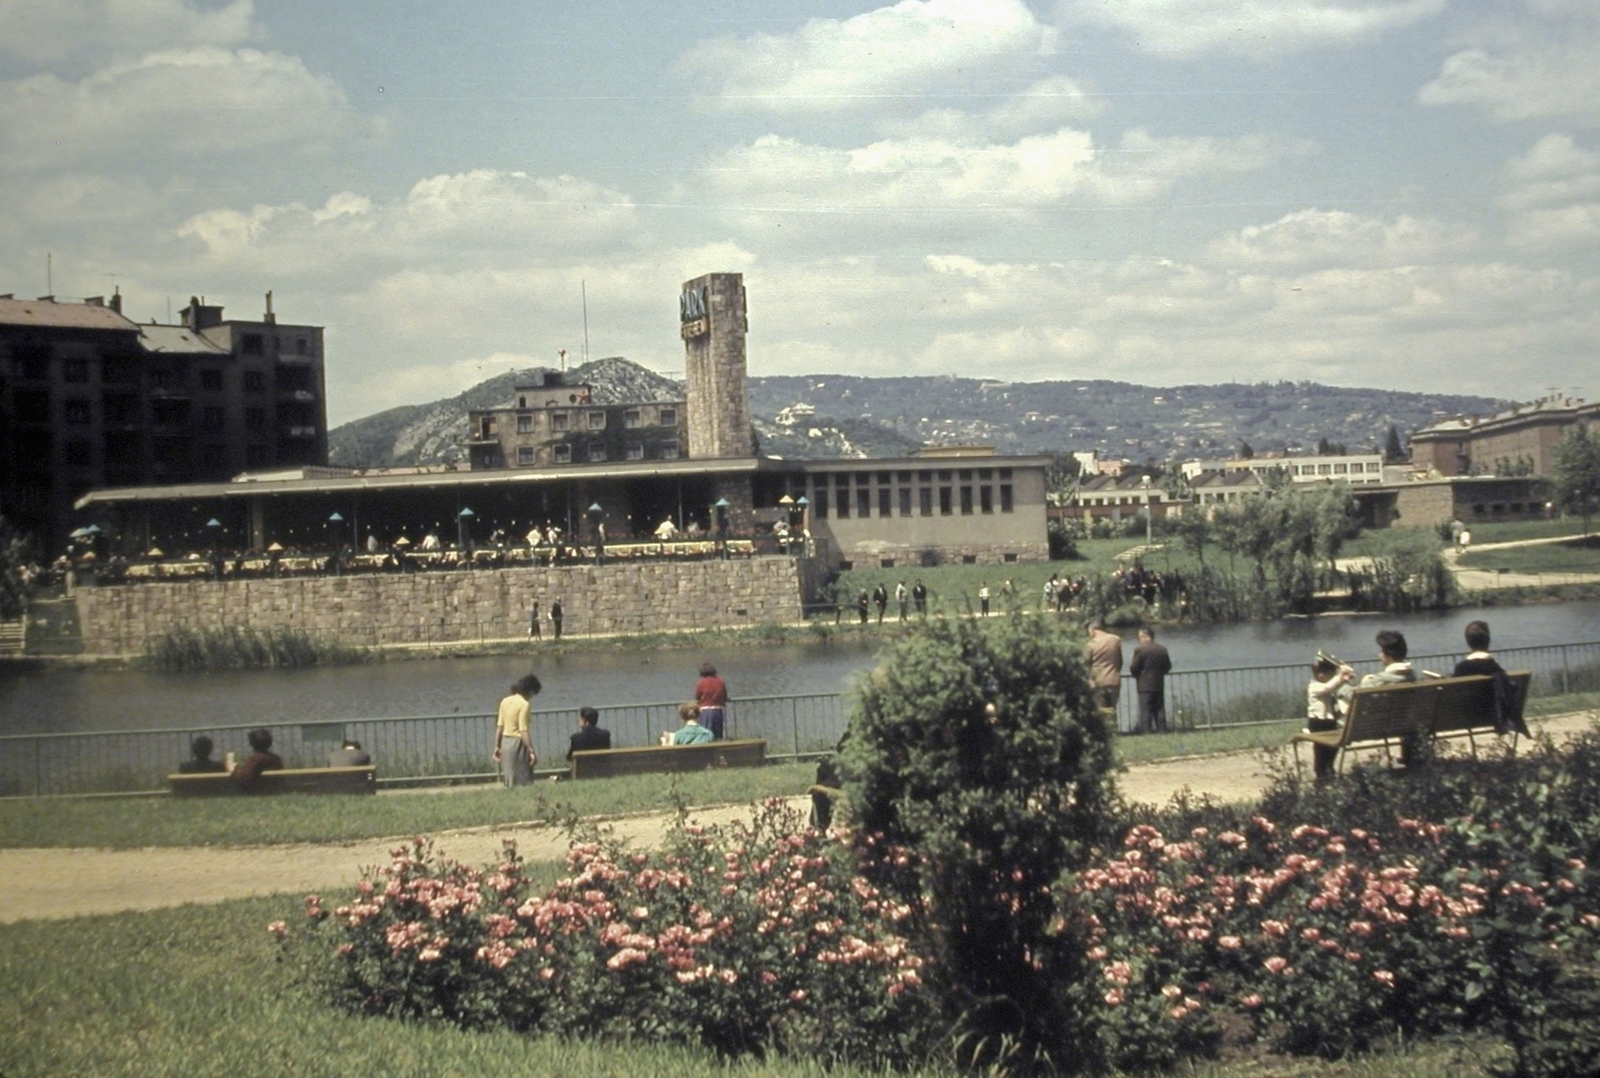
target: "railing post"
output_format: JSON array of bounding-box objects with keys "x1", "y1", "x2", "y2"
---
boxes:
[
  {"x1": 1562, "y1": 645, "x2": 1571, "y2": 696},
  {"x1": 792, "y1": 697, "x2": 801, "y2": 760},
  {"x1": 1204, "y1": 671, "x2": 1215, "y2": 730}
]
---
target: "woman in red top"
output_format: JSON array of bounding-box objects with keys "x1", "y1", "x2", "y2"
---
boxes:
[{"x1": 694, "y1": 663, "x2": 728, "y2": 740}]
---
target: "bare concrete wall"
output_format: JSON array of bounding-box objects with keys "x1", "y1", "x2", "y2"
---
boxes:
[{"x1": 75, "y1": 556, "x2": 806, "y2": 655}]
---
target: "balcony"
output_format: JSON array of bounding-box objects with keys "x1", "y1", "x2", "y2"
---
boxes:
[
  {"x1": 278, "y1": 388, "x2": 317, "y2": 402},
  {"x1": 283, "y1": 425, "x2": 319, "y2": 439}
]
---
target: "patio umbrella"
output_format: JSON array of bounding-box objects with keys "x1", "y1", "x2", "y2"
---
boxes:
[
  {"x1": 266, "y1": 542, "x2": 285, "y2": 552},
  {"x1": 146, "y1": 548, "x2": 164, "y2": 557}
]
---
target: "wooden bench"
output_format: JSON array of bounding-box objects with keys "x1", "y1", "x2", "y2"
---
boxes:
[
  {"x1": 569, "y1": 739, "x2": 766, "y2": 780},
  {"x1": 1290, "y1": 671, "x2": 1531, "y2": 778},
  {"x1": 167, "y1": 765, "x2": 377, "y2": 797}
]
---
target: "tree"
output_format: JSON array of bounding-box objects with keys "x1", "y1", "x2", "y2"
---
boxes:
[
  {"x1": 0, "y1": 515, "x2": 35, "y2": 619},
  {"x1": 1383, "y1": 424, "x2": 1406, "y2": 465},
  {"x1": 844, "y1": 616, "x2": 1117, "y2": 1068},
  {"x1": 1238, "y1": 440, "x2": 1254, "y2": 460},
  {"x1": 1172, "y1": 510, "x2": 1212, "y2": 564},
  {"x1": 1553, "y1": 422, "x2": 1600, "y2": 534}
]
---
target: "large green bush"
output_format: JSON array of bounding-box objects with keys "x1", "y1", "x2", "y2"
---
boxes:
[{"x1": 842, "y1": 614, "x2": 1118, "y2": 1069}]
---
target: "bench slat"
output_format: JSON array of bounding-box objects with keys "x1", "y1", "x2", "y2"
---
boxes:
[{"x1": 570, "y1": 739, "x2": 766, "y2": 780}]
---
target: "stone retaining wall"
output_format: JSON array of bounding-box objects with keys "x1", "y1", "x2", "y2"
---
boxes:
[{"x1": 75, "y1": 557, "x2": 805, "y2": 655}]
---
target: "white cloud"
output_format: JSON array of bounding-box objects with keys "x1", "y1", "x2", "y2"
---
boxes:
[
  {"x1": 177, "y1": 171, "x2": 639, "y2": 277},
  {"x1": 1206, "y1": 208, "x2": 1478, "y2": 267},
  {"x1": 1498, "y1": 134, "x2": 1600, "y2": 248},
  {"x1": 1419, "y1": 7, "x2": 1600, "y2": 123},
  {"x1": 0, "y1": 47, "x2": 357, "y2": 170},
  {"x1": 1057, "y1": 0, "x2": 1444, "y2": 58},
  {"x1": 0, "y1": 0, "x2": 259, "y2": 67},
  {"x1": 677, "y1": 0, "x2": 1058, "y2": 112},
  {"x1": 697, "y1": 127, "x2": 1308, "y2": 238},
  {"x1": 882, "y1": 75, "x2": 1103, "y2": 140}
]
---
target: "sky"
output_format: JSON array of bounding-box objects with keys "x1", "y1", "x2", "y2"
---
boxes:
[{"x1": 2, "y1": 0, "x2": 1597, "y2": 425}]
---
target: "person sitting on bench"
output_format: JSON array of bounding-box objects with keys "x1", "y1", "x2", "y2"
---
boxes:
[
  {"x1": 177, "y1": 735, "x2": 226, "y2": 774},
  {"x1": 568, "y1": 706, "x2": 612, "y2": 759},
  {"x1": 327, "y1": 739, "x2": 371, "y2": 767},
  {"x1": 233, "y1": 728, "x2": 283, "y2": 792},
  {"x1": 1341, "y1": 629, "x2": 1420, "y2": 766},
  {"x1": 670, "y1": 702, "x2": 714, "y2": 745},
  {"x1": 1452, "y1": 620, "x2": 1527, "y2": 736}
]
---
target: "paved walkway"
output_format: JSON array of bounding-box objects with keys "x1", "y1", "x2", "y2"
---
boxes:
[
  {"x1": 1444, "y1": 533, "x2": 1600, "y2": 591},
  {"x1": 1, "y1": 710, "x2": 1593, "y2": 925}
]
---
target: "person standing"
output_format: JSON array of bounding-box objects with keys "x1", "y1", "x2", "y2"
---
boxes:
[
  {"x1": 1305, "y1": 654, "x2": 1353, "y2": 780},
  {"x1": 978, "y1": 583, "x2": 991, "y2": 617},
  {"x1": 857, "y1": 588, "x2": 870, "y2": 624},
  {"x1": 492, "y1": 674, "x2": 541, "y2": 787},
  {"x1": 872, "y1": 582, "x2": 888, "y2": 623},
  {"x1": 895, "y1": 580, "x2": 909, "y2": 622},
  {"x1": 1084, "y1": 620, "x2": 1124, "y2": 718},
  {"x1": 528, "y1": 603, "x2": 541, "y2": 640},
  {"x1": 911, "y1": 578, "x2": 927, "y2": 617},
  {"x1": 1043, "y1": 574, "x2": 1058, "y2": 613},
  {"x1": 694, "y1": 663, "x2": 729, "y2": 739},
  {"x1": 550, "y1": 598, "x2": 564, "y2": 640},
  {"x1": 567, "y1": 706, "x2": 611, "y2": 760},
  {"x1": 1128, "y1": 627, "x2": 1173, "y2": 733}
]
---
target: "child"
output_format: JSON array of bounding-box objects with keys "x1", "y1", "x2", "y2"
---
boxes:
[{"x1": 1306, "y1": 654, "x2": 1352, "y2": 780}]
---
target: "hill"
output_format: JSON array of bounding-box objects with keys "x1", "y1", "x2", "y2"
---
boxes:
[{"x1": 328, "y1": 358, "x2": 1506, "y2": 468}]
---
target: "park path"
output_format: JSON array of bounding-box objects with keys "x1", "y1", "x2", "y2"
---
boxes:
[
  {"x1": 1, "y1": 710, "x2": 1593, "y2": 925},
  {"x1": 1442, "y1": 532, "x2": 1600, "y2": 590}
]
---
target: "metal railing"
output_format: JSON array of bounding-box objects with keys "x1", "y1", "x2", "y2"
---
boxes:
[{"x1": 3, "y1": 642, "x2": 1596, "y2": 798}]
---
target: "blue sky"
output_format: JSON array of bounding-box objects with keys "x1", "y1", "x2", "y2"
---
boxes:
[{"x1": 2, "y1": 0, "x2": 1596, "y2": 424}]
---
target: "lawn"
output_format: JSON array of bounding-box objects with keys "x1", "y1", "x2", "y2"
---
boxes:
[
  {"x1": 0, "y1": 894, "x2": 1514, "y2": 1078},
  {"x1": 1460, "y1": 535, "x2": 1600, "y2": 574},
  {"x1": 0, "y1": 763, "x2": 817, "y2": 850},
  {"x1": 1462, "y1": 517, "x2": 1594, "y2": 544}
]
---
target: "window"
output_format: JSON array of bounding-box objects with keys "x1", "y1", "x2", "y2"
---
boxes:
[
  {"x1": 626, "y1": 443, "x2": 644, "y2": 460},
  {"x1": 246, "y1": 444, "x2": 270, "y2": 467},
  {"x1": 980, "y1": 486, "x2": 993, "y2": 514},
  {"x1": 962, "y1": 555, "x2": 978, "y2": 565},
  {"x1": 517, "y1": 446, "x2": 535, "y2": 465},
  {"x1": 999, "y1": 468, "x2": 1012, "y2": 480},
  {"x1": 200, "y1": 368, "x2": 223, "y2": 391},
  {"x1": 939, "y1": 487, "x2": 953, "y2": 515},
  {"x1": 1317, "y1": 464, "x2": 1332, "y2": 475},
  {"x1": 553, "y1": 444, "x2": 572, "y2": 463},
  {"x1": 624, "y1": 409, "x2": 641, "y2": 429},
  {"x1": 978, "y1": 468, "x2": 992, "y2": 481},
  {"x1": 814, "y1": 486, "x2": 828, "y2": 518},
  {"x1": 899, "y1": 488, "x2": 912, "y2": 516},
  {"x1": 588, "y1": 444, "x2": 607, "y2": 462},
  {"x1": 918, "y1": 470, "x2": 932, "y2": 483},
  {"x1": 64, "y1": 438, "x2": 92, "y2": 467},
  {"x1": 920, "y1": 487, "x2": 933, "y2": 516},
  {"x1": 64, "y1": 399, "x2": 91, "y2": 424},
  {"x1": 960, "y1": 486, "x2": 973, "y2": 515},
  {"x1": 1001, "y1": 484, "x2": 1015, "y2": 513},
  {"x1": 245, "y1": 407, "x2": 265, "y2": 430},
  {"x1": 243, "y1": 370, "x2": 265, "y2": 392},
  {"x1": 1368, "y1": 462, "x2": 1382, "y2": 473},
  {"x1": 63, "y1": 358, "x2": 88, "y2": 383},
  {"x1": 958, "y1": 469, "x2": 972, "y2": 482},
  {"x1": 897, "y1": 471, "x2": 912, "y2": 483},
  {"x1": 857, "y1": 488, "x2": 872, "y2": 517},
  {"x1": 878, "y1": 487, "x2": 891, "y2": 517},
  {"x1": 241, "y1": 334, "x2": 264, "y2": 355},
  {"x1": 1004, "y1": 553, "x2": 1018, "y2": 563},
  {"x1": 295, "y1": 338, "x2": 308, "y2": 355},
  {"x1": 1334, "y1": 463, "x2": 1348, "y2": 474},
  {"x1": 881, "y1": 558, "x2": 895, "y2": 568},
  {"x1": 660, "y1": 443, "x2": 680, "y2": 460},
  {"x1": 587, "y1": 411, "x2": 606, "y2": 431},
  {"x1": 551, "y1": 412, "x2": 569, "y2": 432},
  {"x1": 16, "y1": 349, "x2": 49, "y2": 380},
  {"x1": 876, "y1": 470, "x2": 891, "y2": 484},
  {"x1": 835, "y1": 487, "x2": 849, "y2": 518},
  {"x1": 659, "y1": 407, "x2": 677, "y2": 426},
  {"x1": 938, "y1": 470, "x2": 952, "y2": 483},
  {"x1": 201, "y1": 406, "x2": 225, "y2": 430}
]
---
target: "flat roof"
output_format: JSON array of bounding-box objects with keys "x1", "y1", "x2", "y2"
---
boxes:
[
  {"x1": 75, "y1": 453, "x2": 1052, "y2": 509},
  {"x1": 76, "y1": 457, "x2": 764, "y2": 509},
  {"x1": 771, "y1": 455, "x2": 1053, "y2": 471}
]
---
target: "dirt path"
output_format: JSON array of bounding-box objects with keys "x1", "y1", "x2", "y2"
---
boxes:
[{"x1": 2, "y1": 710, "x2": 1593, "y2": 925}]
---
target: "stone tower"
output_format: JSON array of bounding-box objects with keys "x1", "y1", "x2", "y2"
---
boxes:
[{"x1": 681, "y1": 272, "x2": 752, "y2": 459}]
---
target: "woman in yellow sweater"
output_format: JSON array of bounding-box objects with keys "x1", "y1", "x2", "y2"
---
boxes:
[{"x1": 493, "y1": 674, "x2": 541, "y2": 786}]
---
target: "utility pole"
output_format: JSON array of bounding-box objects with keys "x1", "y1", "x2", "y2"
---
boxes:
[{"x1": 580, "y1": 280, "x2": 589, "y2": 365}]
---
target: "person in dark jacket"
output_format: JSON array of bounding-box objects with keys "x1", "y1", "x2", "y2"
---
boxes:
[
  {"x1": 327, "y1": 739, "x2": 372, "y2": 767},
  {"x1": 232, "y1": 728, "x2": 283, "y2": 791},
  {"x1": 1452, "y1": 620, "x2": 1527, "y2": 736},
  {"x1": 872, "y1": 583, "x2": 888, "y2": 623},
  {"x1": 567, "y1": 706, "x2": 612, "y2": 760},
  {"x1": 1128, "y1": 627, "x2": 1173, "y2": 733},
  {"x1": 177, "y1": 735, "x2": 226, "y2": 774},
  {"x1": 550, "y1": 597, "x2": 564, "y2": 639},
  {"x1": 856, "y1": 588, "x2": 870, "y2": 624}
]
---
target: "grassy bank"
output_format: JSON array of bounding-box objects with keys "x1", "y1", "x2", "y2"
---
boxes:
[
  {"x1": 0, "y1": 894, "x2": 1507, "y2": 1078},
  {"x1": 0, "y1": 763, "x2": 816, "y2": 850},
  {"x1": 1460, "y1": 534, "x2": 1600, "y2": 574}
]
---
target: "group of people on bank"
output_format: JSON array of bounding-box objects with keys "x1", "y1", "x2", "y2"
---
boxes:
[{"x1": 490, "y1": 663, "x2": 731, "y2": 786}]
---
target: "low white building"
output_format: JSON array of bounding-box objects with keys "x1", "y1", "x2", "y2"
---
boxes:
[{"x1": 1180, "y1": 452, "x2": 1383, "y2": 486}]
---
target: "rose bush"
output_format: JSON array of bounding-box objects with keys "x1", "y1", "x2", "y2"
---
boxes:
[{"x1": 288, "y1": 799, "x2": 937, "y2": 1066}]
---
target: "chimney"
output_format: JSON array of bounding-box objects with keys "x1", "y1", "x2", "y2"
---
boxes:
[
  {"x1": 264, "y1": 290, "x2": 275, "y2": 324},
  {"x1": 184, "y1": 296, "x2": 200, "y2": 328},
  {"x1": 109, "y1": 287, "x2": 121, "y2": 314}
]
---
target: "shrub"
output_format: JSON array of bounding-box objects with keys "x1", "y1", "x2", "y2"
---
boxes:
[
  {"x1": 843, "y1": 614, "x2": 1118, "y2": 1069},
  {"x1": 292, "y1": 799, "x2": 936, "y2": 1067}
]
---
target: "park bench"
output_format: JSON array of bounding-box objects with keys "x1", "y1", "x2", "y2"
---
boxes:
[
  {"x1": 167, "y1": 765, "x2": 377, "y2": 797},
  {"x1": 1290, "y1": 671, "x2": 1531, "y2": 778},
  {"x1": 569, "y1": 738, "x2": 766, "y2": 780}
]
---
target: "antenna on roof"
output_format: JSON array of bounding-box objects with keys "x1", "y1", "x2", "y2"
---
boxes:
[
  {"x1": 581, "y1": 279, "x2": 589, "y2": 365},
  {"x1": 558, "y1": 348, "x2": 567, "y2": 374},
  {"x1": 46, "y1": 252, "x2": 52, "y2": 296}
]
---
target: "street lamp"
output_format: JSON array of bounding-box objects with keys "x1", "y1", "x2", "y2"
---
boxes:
[
  {"x1": 587, "y1": 502, "x2": 604, "y2": 564},
  {"x1": 714, "y1": 497, "x2": 731, "y2": 559},
  {"x1": 328, "y1": 512, "x2": 345, "y2": 575},
  {"x1": 456, "y1": 507, "x2": 475, "y2": 560},
  {"x1": 206, "y1": 517, "x2": 223, "y2": 580},
  {"x1": 794, "y1": 497, "x2": 809, "y2": 556}
]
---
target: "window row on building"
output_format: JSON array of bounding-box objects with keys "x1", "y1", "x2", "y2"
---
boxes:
[{"x1": 806, "y1": 468, "x2": 1016, "y2": 520}]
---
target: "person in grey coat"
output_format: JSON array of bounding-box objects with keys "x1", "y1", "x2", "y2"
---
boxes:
[{"x1": 1128, "y1": 627, "x2": 1172, "y2": 733}]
